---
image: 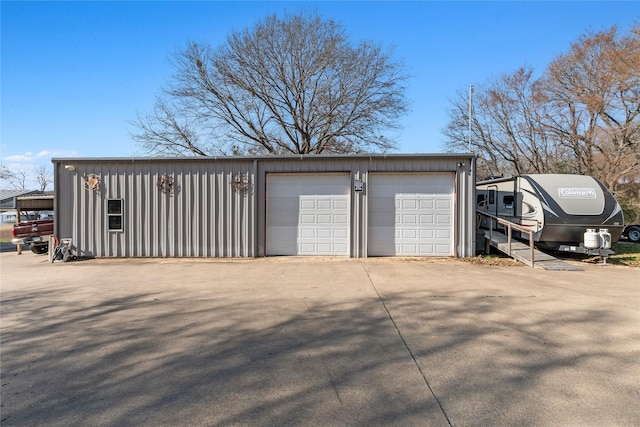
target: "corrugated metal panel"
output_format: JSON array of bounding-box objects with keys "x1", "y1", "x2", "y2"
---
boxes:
[
  {"x1": 55, "y1": 159, "x2": 255, "y2": 258},
  {"x1": 54, "y1": 155, "x2": 475, "y2": 259},
  {"x1": 258, "y1": 157, "x2": 463, "y2": 175}
]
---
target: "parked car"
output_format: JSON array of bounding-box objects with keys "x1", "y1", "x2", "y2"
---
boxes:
[
  {"x1": 11, "y1": 219, "x2": 54, "y2": 254},
  {"x1": 623, "y1": 224, "x2": 640, "y2": 243}
]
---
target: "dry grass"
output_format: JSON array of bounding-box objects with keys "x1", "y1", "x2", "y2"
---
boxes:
[
  {"x1": 0, "y1": 225, "x2": 13, "y2": 243},
  {"x1": 460, "y1": 255, "x2": 524, "y2": 267},
  {"x1": 608, "y1": 242, "x2": 640, "y2": 267}
]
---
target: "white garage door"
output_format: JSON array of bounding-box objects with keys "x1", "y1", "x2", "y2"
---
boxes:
[
  {"x1": 368, "y1": 173, "x2": 454, "y2": 256},
  {"x1": 267, "y1": 174, "x2": 350, "y2": 256}
]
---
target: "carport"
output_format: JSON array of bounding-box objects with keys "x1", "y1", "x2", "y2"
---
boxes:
[
  {"x1": 15, "y1": 194, "x2": 54, "y2": 216},
  {"x1": 13, "y1": 194, "x2": 54, "y2": 255}
]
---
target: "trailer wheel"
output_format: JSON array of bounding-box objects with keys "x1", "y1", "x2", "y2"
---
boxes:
[
  {"x1": 31, "y1": 244, "x2": 49, "y2": 254},
  {"x1": 626, "y1": 225, "x2": 640, "y2": 243}
]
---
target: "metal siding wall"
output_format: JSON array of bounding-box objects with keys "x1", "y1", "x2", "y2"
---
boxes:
[
  {"x1": 54, "y1": 161, "x2": 76, "y2": 250},
  {"x1": 66, "y1": 161, "x2": 108, "y2": 257},
  {"x1": 351, "y1": 168, "x2": 366, "y2": 257},
  {"x1": 56, "y1": 155, "x2": 474, "y2": 259},
  {"x1": 57, "y1": 159, "x2": 255, "y2": 258}
]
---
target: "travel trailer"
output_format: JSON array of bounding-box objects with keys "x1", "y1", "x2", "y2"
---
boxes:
[{"x1": 476, "y1": 174, "x2": 624, "y2": 251}]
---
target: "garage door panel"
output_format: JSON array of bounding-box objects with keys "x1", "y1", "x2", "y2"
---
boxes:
[
  {"x1": 333, "y1": 229, "x2": 348, "y2": 238},
  {"x1": 300, "y1": 214, "x2": 316, "y2": 224},
  {"x1": 369, "y1": 196, "x2": 394, "y2": 209},
  {"x1": 270, "y1": 197, "x2": 299, "y2": 210},
  {"x1": 436, "y1": 199, "x2": 451, "y2": 209},
  {"x1": 333, "y1": 199, "x2": 349, "y2": 210},
  {"x1": 300, "y1": 199, "x2": 316, "y2": 209},
  {"x1": 420, "y1": 229, "x2": 434, "y2": 239},
  {"x1": 435, "y1": 244, "x2": 451, "y2": 254},
  {"x1": 369, "y1": 226, "x2": 395, "y2": 239},
  {"x1": 316, "y1": 200, "x2": 332, "y2": 209},
  {"x1": 267, "y1": 174, "x2": 350, "y2": 256},
  {"x1": 270, "y1": 226, "x2": 298, "y2": 237},
  {"x1": 316, "y1": 229, "x2": 330, "y2": 239},
  {"x1": 318, "y1": 214, "x2": 334, "y2": 223},
  {"x1": 334, "y1": 214, "x2": 349, "y2": 224},
  {"x1": 419, "y1": 214, "x2": 434, "y2": 224},
  {"x1": 368, "y1": 236, "x2": 396, "y2": 252},
  {"x1": 368, "y1": 173, "x2": 454, "y2": 256},
  {"x1": 401, "y1": 244, "x2": 418, "y2": 254},
  {"x1": 300, "y1": 229, "x2": 315, "y2": 238},
  {"x1": 437, "y1": 229, "x2": 451, "y2": 238},
  {"x1": 368, "y1": 215, "x2": 389, "y2": 227},
  {"x1": 402, "y1": 229, "x2": 417, "y2": 238},
  {"x1": 436, "y1": 214, "x2": 451, "y2": 224},
  {"x1": 269, "y1": 212, "x2": 300, "y2": 226},
  {"x1": 334, "y1": 243, "x2": 349, "y2": 252},
  {"x1": 317, "y1": 243, "x2": 333, "y2": 253},
  {"x1": 300, "y1": 243, "x2": 316, "y2": 253},
  {"x1": 268, "y1": 227, "x2": 298, "y2": 255},
  {"x1": 420, "y1": 200, "x2": 434, "y2": 209},
  {"x1": 402, "y1": 214, "x2": 417, "y2": 224},
  {"x1": 402, "y1": 199, "x2": 417, "y2": 209}
]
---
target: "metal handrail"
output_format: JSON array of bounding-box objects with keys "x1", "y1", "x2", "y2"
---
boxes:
[{"x1": 476, "y1": 210, "x2": 536, "y2": 267}]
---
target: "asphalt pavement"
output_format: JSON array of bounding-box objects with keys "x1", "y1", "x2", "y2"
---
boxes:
[{"x1": 1, "y1": 253, "x2": 638, "y2": 426}]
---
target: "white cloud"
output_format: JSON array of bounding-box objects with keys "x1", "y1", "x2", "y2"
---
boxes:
[
  {"x1": 3, "y1": 149, "x2": 80, "y2": 164},
  {"x1": 37, "y1": 149, "x2": 79, "y2": 158},
  {"x1": 0, "y1": 150, "x2": 73, "y2": 190},
  {"x1": 3, "y1": 152, "x2": 33, "y2": 162},
  {"x1": 36, "y1": 150, "x2": 55, "y2": 158}
]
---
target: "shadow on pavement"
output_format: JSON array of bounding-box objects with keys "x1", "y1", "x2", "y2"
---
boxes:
[{"x1": 1, "y1": 273, "x2": 637, "y2": 426}]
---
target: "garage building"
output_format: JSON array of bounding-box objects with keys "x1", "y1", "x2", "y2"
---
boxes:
[{"x1": 52, "y1": 154, "x2": 476, "y2": 258}]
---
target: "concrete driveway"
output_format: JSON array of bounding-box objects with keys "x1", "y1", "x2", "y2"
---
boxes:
[{"x1": 1, "y1": 253, "x2": 638, "y2": 426}]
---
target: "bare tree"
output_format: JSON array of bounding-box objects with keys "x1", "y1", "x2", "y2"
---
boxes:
[
  {"x1": 130, "y1": 12, "x2": 409, "y2": 156},
  {"x1": 0, "y1": 165, "x2": 13, "y2": 187},
  {"x1": 443, "y1": 24, "x2": 640, "y2": 189},
  {"x1": 35, "y1": 164, "x2": 54, "y2": 191},
  {"x1": 443, "y1": 67, "x2": 568, "y2": 179},
  {"x1": 535, "y1": 24, "x2": 640, "y2": 191},
  {"x1": 0, "y1": 165, "x2": 27, "y2": 190}
]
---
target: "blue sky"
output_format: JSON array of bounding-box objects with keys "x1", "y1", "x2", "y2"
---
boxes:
[{"x1": 1, "y1": 1, "x2": 638, "y2": 188}]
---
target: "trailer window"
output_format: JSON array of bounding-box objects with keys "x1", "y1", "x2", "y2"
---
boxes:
[
  {"x1": 477, "y1": 194, "x2": 486, "y2": 206},
  {"x1": 107, "y1": 199, "x2": 123, "y2": 232},
  {"x1": 503, "y1": 195, "x2": 514, "y2": 208}
]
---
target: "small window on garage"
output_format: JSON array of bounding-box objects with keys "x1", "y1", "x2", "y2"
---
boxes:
[{"x1": 107, "y1": 199, "x2": 123, "y2": 231}]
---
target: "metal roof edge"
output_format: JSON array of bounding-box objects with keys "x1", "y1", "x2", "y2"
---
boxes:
[{"x1": 51, "y1": 153, "x2": 477, "y2": 163}]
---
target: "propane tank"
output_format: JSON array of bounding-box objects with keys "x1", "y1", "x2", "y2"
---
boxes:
[
  {"x1": 599, "y1": 228, "x2": 611, "y2": 249},
  {"x1": 584, "y1": 229, "x2": 600, "y2": 249}
]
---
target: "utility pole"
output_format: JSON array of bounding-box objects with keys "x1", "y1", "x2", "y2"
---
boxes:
[{"x1": 468, "y1": 85, "x2": 474, "y2": 153}]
